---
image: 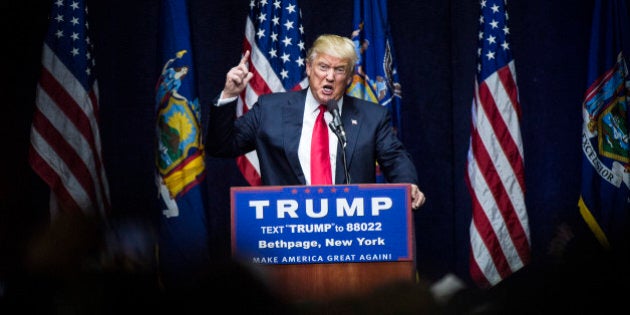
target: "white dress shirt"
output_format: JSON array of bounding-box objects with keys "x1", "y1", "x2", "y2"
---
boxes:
[
  {"x1": 298, "y1": 89, "x2": 340, "y2": 185},
  {"x1": 217, "y1": 89, "x2": 340, "y2": 185}
]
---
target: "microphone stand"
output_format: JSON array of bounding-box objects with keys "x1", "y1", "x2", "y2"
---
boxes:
[{"x1": 330, "y1": 123, "x2": 351, "y2": 184}]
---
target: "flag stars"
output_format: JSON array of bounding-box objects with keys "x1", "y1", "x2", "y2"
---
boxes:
[
  {"x1": 257, "y1": 28, "x2": 266, "y2": 39},
  {"x1": 257, "y1": 12, "x2": 267, "y2": 23},
  {"x1": 71, "y1": 32, "x2": 79, "y2": 41},
  {"x1": 283, "y1": 19, "x2": 294, "y2": 30},
  {"x1": 501, "y1": 41, "x2": 509, "y2": 50},
  {"x1": 70, "y1": 1, "x2": 80, "y2": 10},
  {"x1": 490, "y1": 3, "x2": 500, "y2": 13},
  {"x1": 71, "y1": 16, "x2": 80, "y2": 26},
  {"x1": 489, "y1": 20, "x2": 499, "y2": 29},
  {"x1": 285, "y1": 3, "x2": 296, "y2": 14},
  {"x1": 250, "y1": 1, "x2": 306, "y2": 87},
  {"x1": 486, "y1": 35, "x2": 496, "y2": 45},
  {"x1": 282, "y1": 35, "x2": 292, "y2": 47},
  {"x1": 281, "y1": 52, "x2": 290, "y2": 62},
  {"x1": 260, "y1": 0, "x2": 269, "y2": 6},
  {"x1": 485, "y1": 50, "x2": 495, "y2": 60}
]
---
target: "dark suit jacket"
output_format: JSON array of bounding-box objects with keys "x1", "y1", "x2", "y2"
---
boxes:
[{"x1": 207, "y1": 89, "x2": 419, "y2": 186}]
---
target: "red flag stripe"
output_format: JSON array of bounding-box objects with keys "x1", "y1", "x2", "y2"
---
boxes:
[
  {"x1": 467, "y1": 58, "x2": 530, "y2": 286},
  {"x1": 478, "y1": 75, "x2": 526, "y2": 193},
  {"x1": 468, "y1": 246, "x2": 491, "y2": 288},
  {"x1": 477, "y1": 73, "x2": 531, "y2": 260},
  {"x1": 235, "y1": 2, "x2": 308, "y2": 186},
  {"x1": 37, "y1": 64, "x2": 110, "y2": 211},
  {"x1": 28, "y1": 144, "x2": 83, "y2": 214},
  {"x1": 465, "y1": 162, "x2": 512, "y2": 283},
  {"x1": 30, "y1": 40, "x2": 110, "y2": 218},
  {"x1": 477, "y1": 78, "x2": 528, "y2": 219},
  {"x1": 30, "y1": 104, "x2": 99, "y2": 204},
  {"x1": 472, "y1": 83, "x2": 530, "y2": 258},
  {"x1": 38, "y1": 53, "x2": 109, "y2": 212}
]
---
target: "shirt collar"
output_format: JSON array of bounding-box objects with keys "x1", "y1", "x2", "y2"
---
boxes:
[{"x1": 306, "y1": 88, "x2": 343, "y2": 114}]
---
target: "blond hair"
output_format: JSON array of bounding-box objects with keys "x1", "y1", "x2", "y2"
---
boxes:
[{"x1": 307, "y1": 34, "x2": 358, "y2": 71}]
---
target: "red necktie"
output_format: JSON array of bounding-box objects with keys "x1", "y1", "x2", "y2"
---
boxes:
[{"x1": 311, "y1": 105, "x2": 332, "y2": 185}]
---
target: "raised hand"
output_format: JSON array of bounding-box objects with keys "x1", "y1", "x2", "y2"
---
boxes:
[{"x1": 222, "y1": 50, "x2": 254, "y2": 99}]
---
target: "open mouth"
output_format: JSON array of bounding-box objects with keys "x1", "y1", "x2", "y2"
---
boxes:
[{"x1": 322, "y1": 84, "x2": 334, "y2": 95}]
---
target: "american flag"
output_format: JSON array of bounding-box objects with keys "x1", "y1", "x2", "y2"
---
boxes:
[
  {"x1": 237, "y1": 0, "x2": 309, "y2": 186},
  {"x1": 465, "y1": 0, "x2": 530, "y2": 288},
  {"x1": 29, "y1": 0, "x2": 111, "y2": 219}
]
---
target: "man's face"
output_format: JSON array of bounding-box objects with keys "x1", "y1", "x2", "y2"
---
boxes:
[{"x1": 306, "y1": 53, "x2": 352, "y2": 104}]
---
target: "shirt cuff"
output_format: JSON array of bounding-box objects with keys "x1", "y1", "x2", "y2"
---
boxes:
[{"x1": 216, "y1": 93, "x2": 238, "y2": 106}]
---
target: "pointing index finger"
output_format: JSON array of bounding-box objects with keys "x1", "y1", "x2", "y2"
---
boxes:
[{"x1": 240, "y1": 50, "x2": 251, "y2": 67}]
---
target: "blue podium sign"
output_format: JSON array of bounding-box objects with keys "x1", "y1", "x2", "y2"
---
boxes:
[{"x1": 231, "y1": 184, "x2": 413, "y2": 265}]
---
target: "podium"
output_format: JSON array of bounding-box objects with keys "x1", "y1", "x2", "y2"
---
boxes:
[{"x1": 230, "y1": 184, "x2": 416, "y2": 303}]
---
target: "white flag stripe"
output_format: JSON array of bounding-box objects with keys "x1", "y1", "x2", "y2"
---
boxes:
[
  {"x1": 244, "y1": 150, "x2": 261, "y2": 171},
  {"x1": 505, "y1": 62, "x2": 525, "y2": 156},
  {"x1": 467, "y1": 149, "x2": 523, "y2": 271},
  {"x1": 467, "y1": 1, "x2": 531, "y2": 286},
  {"x1": 36, "y1": 75, "x2": 107, "y2": 213},
  {"x1": 30, "y1": 0, "x2": 110, "y2": 220},
  {"x1": 42, "y1": 45, "x2": 100, "y2": 135},
  {"x1": 30, "y1": 128, "x2": 94, "y2": 213},
  {"x1": 244, "y1": 82, "x2": 259, "y2": 112},
  {"x1": 236, "y1": 0, "x2": 307, "y2": 186},
  {"x1": 474, "y1": 85, "x2": 527, "y2": 215},
  {"x1": 486, "y1": 65, "x2": 525, "y2": 158},
  {"x1": 35, "y1": 93, "x2": 107, "y2": 215},
  {"x1": 469, "y1": 224, "x2": 502, "y2": 285},
  {"x1": 483, "y1": 69, "x2": 530, "y2": 237},
  {"x1": 245, "y1": 18, "x2": 286, "y2": 93}
]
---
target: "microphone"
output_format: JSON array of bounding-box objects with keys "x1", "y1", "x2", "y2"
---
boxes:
[
  {"x1": 326, "y1": 99, "x2": 347, "y2": 147},
  {"x1": 326, "y1": 99, "x2": 351, "y2": 184}
]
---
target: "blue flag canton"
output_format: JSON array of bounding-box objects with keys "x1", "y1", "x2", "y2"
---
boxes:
[
  {"x1": 46, "y1": 0, "x2": 95, "y2": 90},
  {"x1": 249, "y1": 0, "x2": 306, "y2": 89},
  {"x1": 477, "y1": 0, "x2": 513, "y2": 81}
]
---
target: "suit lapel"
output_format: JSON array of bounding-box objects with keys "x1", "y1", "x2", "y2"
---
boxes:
[
  {"x1": 284, "y1": 91, "x2": 307, "y2": 184},
  {"x1": 336, "y1": 96, "x2": 359, "y2": 183}
]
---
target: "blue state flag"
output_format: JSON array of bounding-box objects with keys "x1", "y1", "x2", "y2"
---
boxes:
[
  {"x1": 578, "y1": 0, "x2": 630, "y2": 250},
  {"x1": 346, "y1": 0, "x2": 403, "y2": 183},
  {"x1": 155, "y1": 0, "x2": 210, "y2": 289}
]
